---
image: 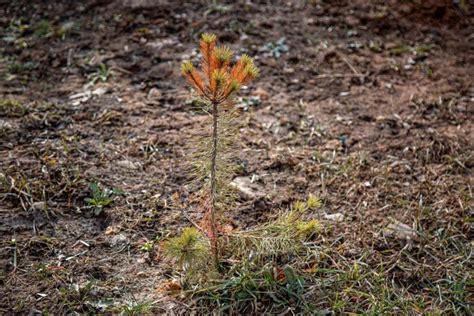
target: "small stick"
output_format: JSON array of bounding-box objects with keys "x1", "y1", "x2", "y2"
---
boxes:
[
  {"x1": 12, "y1": 239, "x2": 17, "y2": 272},
  {"x1": 181, "y1": 210, "x2": 206, "y2": 234},
  {"x1": 341, "y1": 56, "x2": 361, "y2": 75},
  {"x1": 315, "y1": 73, "x2": 364, "y2": 79}
]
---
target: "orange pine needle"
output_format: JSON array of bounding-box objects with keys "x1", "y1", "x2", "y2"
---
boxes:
[
  {"x1": 200, "y1": 33, "x2": 217, "y2": 84},
  {"x1": 189, "y1": 69, "x2": 206, "y2": 95},
  {"x1": 183, "y1": 35, "x2": 258, "y2": 103},
  {"x1": 230, "y1": 60, "x2": 244, "y2": 81},
  {"x1": 213, "y1": 46, "x2": 232, "y2": 72},
  {"x1": 182, "y1": 60, "x2": 206, "y2": 95}
]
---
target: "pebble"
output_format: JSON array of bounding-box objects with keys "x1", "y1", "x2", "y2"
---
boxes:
[
  {"x1": 110, "y1": 234, "x2": 128, "y2": 248},
  {"x1": 230, "y1": 176, "x2": 265, "y2": 199},
  {"x1": 383, "y1": 221, "x2": 417, "y2": 240},
  {"x1": 324, "y1": 213, "x2": 344, "y2": 222},
  {"x1": 117, "y1": 160, "x2": 142, "y2": 170},
  {"x1": 32, "y1": 201, "x2": 47, "y2": 211}
]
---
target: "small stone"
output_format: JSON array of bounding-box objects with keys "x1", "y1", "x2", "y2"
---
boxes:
[
  {"x1": 324, "y1": 213, "x2": 344, "y2": 222},
  {"x1": 92, "y1": 87, "x2": 108, "y2": 96},
  {"x1": 417, "y1": 175, "x2": 426, "y2": 182},
  {"x1": 117, "y1": 160, "x2": 142, "y2": 170},
  {"x1": 324, "y1": 139, "x2": 341, "y2": 150},
  {"x1": 344, "y1": 15, "x2": 360, "y2": 27},
  {"x1": 110, "y1": 234, "x2": 128, "y2": 248},
  {"x1": 293, "y1": 176, "x2": 306, "y2": 186},
  {"x1": 347, "y1": 30, "x2": 359, "y2": 37},
  {"x1": 253, "y1": 87, "x2": 270, "y2": 101},
  {"x1": 383, "y1": 221, "x2": 417, "y2": 240},
  {"x1": 32, "y1": 202, "x2": 47, "y2": 211},
  {"x1": 230, "y1": 176, "x2": 265, "y2": 200},
  {"x1": 0, "y1": 120, "x2": 12, "y2": 130},
  {"x1": 148, "y1": 87, "x2": 162, "y2": 99},
  {"x1": 385, "y1": 42, "x2": 398, "y2": 50},
  {"x1": 69, "y1": 91, "x2": 89, "y2": 100}
]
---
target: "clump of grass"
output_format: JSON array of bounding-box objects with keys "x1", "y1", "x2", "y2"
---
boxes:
[
  {"x1": 7, "y1": 61, "x2": 37, "y2": 75},
  {"x1": 140, "y1": 241, "x2": 154, "y2": 252},
  {"x1": 204, "y1": 0, "x2": 231, "y2": 15},
  {"x1": 1, "y1": 160, "x2": 84, "y2": 213},
  {"x1": 88, "y1": 64, "x2": 113, "y2": 85},
  {"x1": 118, "y1": 300, "x2": 153, "y2": 315},
  {"x1": 191, "y1": 264, "x2": 313, "y2": 314},
  {"x1": 34, "y1": 20, "x2": 53, "y2": 38},
  {"x1": 0, "y1": 98, "x2": 28, "y2": 117},
  {"x1": 56, "y1": 21, "x2": 76, "y2": 40}
]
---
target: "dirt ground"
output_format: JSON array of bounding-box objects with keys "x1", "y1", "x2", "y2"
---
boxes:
[{"x1": 0, "y1": 0, "x2": 472, "y2": 314}]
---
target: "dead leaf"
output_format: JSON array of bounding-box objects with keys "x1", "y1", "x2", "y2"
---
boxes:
[{"x1": 157, "y1": 280, "x2": 182, "y2": 294}]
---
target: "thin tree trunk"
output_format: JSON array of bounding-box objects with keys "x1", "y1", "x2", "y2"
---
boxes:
[{"x1": 210, "y1": 101, "x2": 219, "y2": 266}]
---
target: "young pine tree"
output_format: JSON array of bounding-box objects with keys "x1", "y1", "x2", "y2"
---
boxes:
[{"x1": 181, "y1": 33, "x2": 259, "y2": 266}]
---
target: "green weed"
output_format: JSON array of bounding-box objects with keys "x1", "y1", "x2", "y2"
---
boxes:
[
  {"x1": 34, "y1": 20, "x2": 53, "y2": 38},
  {"x1": 84, "y1": 182, "x2": 124, "y2": 215},
  {"x1": 7, "y1": 61, "x2": 37, "y2": 74},
  {"x1": 88, "y1": 64, "x2": 113, "y2": 85},
  {"x1": 261, "y1": 37, "x2": 290, "y2": 58}
]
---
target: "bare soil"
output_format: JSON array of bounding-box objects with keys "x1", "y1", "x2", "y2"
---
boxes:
[{"x1": 0, "y1": 0, "x2": 472, "y2": 314}]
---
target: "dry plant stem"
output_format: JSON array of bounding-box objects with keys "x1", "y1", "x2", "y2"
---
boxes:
[{"x1": 210, "y1": 100, "x2": 219, "y2": 266}]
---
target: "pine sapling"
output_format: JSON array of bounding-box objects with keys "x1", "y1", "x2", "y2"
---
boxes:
[{"x1": 181, "y1": 33, "x2": 259, "y2": 266}]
